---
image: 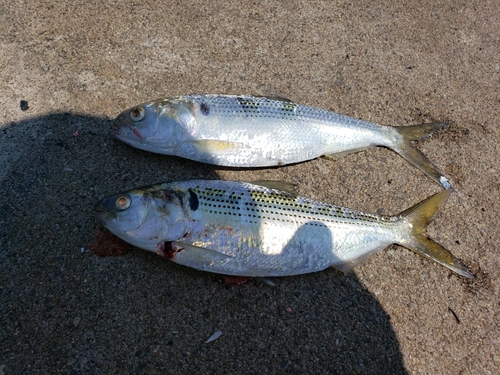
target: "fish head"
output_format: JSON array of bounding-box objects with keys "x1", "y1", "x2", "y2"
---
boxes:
[
  {"x1": 94, "y1": 186, "x2": 189, "y2": 252},
  {"x1": 113, "y1": 99, "x2": 191, "y2": 153},
  {"x1": 114, "y1": 100, "x2": 160, "y2": 143}
]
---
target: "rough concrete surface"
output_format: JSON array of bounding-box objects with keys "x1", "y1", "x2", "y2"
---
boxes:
[{"x1": 1, "y1": 1, "x2": 498, "y2": 374}]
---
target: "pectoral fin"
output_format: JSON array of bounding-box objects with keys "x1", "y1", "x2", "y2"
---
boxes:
[
  {"x1": 190, "y1": 139, "x2": 246, "y2": 153},
  {"x1": 172, "y1": 241, "x2": 234, "y2": 263}
]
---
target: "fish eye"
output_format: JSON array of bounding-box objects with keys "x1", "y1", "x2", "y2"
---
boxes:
[
  {"x1": 129, "y1": 107, "x2": 145, "y2": 122},
  {"x1": 115, "y1": 195, "x2": 131, "y2": 211}
]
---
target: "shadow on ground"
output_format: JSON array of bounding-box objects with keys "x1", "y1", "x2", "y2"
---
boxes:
[{"x1": 1, "y1": 114, "x2": 407, "y2": 374}]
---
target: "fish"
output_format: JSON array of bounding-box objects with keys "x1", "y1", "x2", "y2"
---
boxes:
[
  {"x1": 113, "y1": 95, "x2": 451, "y2": 189},
  {"x1": 94, "y1": 180, "x2": 473, "y2": 279}
]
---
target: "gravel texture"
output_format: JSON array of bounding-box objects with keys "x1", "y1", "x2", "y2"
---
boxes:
[{"x1": 1, "y1": 1, "x2": 499, "y2": 374}]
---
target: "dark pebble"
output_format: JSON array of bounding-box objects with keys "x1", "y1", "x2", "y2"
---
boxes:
[{"x1": 20, "y1": 100, "x2": 29, "y2": 111}]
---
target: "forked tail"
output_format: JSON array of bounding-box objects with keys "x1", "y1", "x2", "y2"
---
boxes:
[
  {"x1": 398, "y1": 189, "x2": 474, "y2": 278},
  {"x1": 393, "y1": 122, "x2": 452, "y2": 189}
]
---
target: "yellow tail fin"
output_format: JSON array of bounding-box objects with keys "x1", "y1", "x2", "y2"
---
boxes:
[
  {"x1": 394, "y1": 122, "x2": 452, "y2": 189},
  {"x1": 399, "y1": 190, "x2": 474, "y2": 278}
]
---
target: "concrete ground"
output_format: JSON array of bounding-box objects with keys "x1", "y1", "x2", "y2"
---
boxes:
[{"x1": 1, "y1": 1, "x2": 498, "y2": 374}]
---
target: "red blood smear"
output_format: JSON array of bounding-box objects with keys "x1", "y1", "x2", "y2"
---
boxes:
[
  {"x1": 163, "y1": 191, "x2": 173, "y2": 201},
  {"x1": 89, "y1": 227, "x2": 130, "y2": 256},
  {"x1": 156, "y1": 242, "x2": 183, "y2": 259}
]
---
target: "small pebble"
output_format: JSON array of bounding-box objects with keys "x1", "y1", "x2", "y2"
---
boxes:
[{"x1": 20, "y1": 100, "x2": 29, "y2": 111}]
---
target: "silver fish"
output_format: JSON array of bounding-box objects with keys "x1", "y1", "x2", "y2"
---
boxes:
[
  {"x1": 114, "y1": 95, "x2": 451, "y2": 189},
  {"x1": 94, "y1": 180, "x2": 472, "y2": 279}
]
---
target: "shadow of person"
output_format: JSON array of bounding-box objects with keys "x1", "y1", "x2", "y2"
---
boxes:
[{"x1": 0, "y1": 113, "x2": 407, "y2": 374}]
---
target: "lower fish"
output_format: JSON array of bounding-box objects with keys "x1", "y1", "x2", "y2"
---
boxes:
[
  {"x1": 94, "y1": 180, "x2": 472, "y2": 279},
  {"x1": 114, "y1": 95, "x2": 451, "y2": 189}
]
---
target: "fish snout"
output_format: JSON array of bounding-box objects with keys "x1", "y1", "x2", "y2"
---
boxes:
[
  {"x1": 94, "y1": 201, "x2": 117, "y2": 229},
  {"x1": 94, "y1": 200, "x2": 106, "y2": 213},
  {"x1": 93, "y1": 196, "x2": 122, "y2": 219},
  {"x1": 113, "y1": 113, "x2": 128, "y2": 134},
  {"x1": 113, "y1": 116, "x2": 143, "y2": 141}
]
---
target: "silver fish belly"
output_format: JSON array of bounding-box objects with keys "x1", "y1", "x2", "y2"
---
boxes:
[
  {"x1": 114, "y1": 95, "x2": 451, "y2": 188},
  {"x1": 94, "y1": 180, "x2": 472, "y2": 278}
]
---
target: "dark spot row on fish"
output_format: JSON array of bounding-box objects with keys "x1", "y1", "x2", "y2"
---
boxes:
[
  {"x1": 199, "y1": 195, "x2": 387, "y2": 226},
  {"x1": 202, "y1": 205, "x2": 374, "y2": 227},
  {"x1": 196, "y1": 96, "x2": 299, "y2": 119},
  {"x1": 281, "y1": 102, "x2": 296, "y2": 113},
  {"x1": 193, "y1": 187, "x2": 390, "y2": 223},
  {"x1": 237, "y1": 97, "x2": 260, "y2": 112},
  {"x1": 195, "y1": 187, "x2": 230, "y2": 197}
]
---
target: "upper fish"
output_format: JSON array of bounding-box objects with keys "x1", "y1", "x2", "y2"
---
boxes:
[
  {"x1": 94, "y1": 180, "x2": 472, "y2": 279},
  {"x1": 114, "y1": 94, "x2": 451, "y2": 189}
]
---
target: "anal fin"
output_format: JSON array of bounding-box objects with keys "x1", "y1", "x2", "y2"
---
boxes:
[
  {"x1": 222, "y1": 276, "x2": 276, "y2": 286},
  {"x1": 323, "y1": 147, "x2": 370, "y2": 161},
  {"x1": 331, "y1": 249, "x2": 381, "y2": 273},
  {"x1": 255, "y1": 277, "x2": 276, "y2": 286}
]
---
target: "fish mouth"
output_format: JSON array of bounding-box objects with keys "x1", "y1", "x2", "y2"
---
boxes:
[
  {"x1": 113, "y1": 119, "x2": 143, "y2": 142},
  {"x1": 94, "y1": 200, "x2": 117, "y2": 222},
  {"x1": 94, "y1": 202, "x2": 105, "y2": 213},
  {"x1": 112, "y1": 118, "x2": 125, "y2": 137},
  {"x1": 112, "y1": 116, "x2": 127, "y2": 136},
  {"x1": 94, "y1": 211, "x2": 118, "y2": 236}
]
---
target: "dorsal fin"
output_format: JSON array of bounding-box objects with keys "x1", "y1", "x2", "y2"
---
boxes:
[
  {"x1": 253, "y1": 94, "x2": 292, "y2": 103},
  {"x1": 249, "y1": 180, "x2": 297, "y2": 195}
]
